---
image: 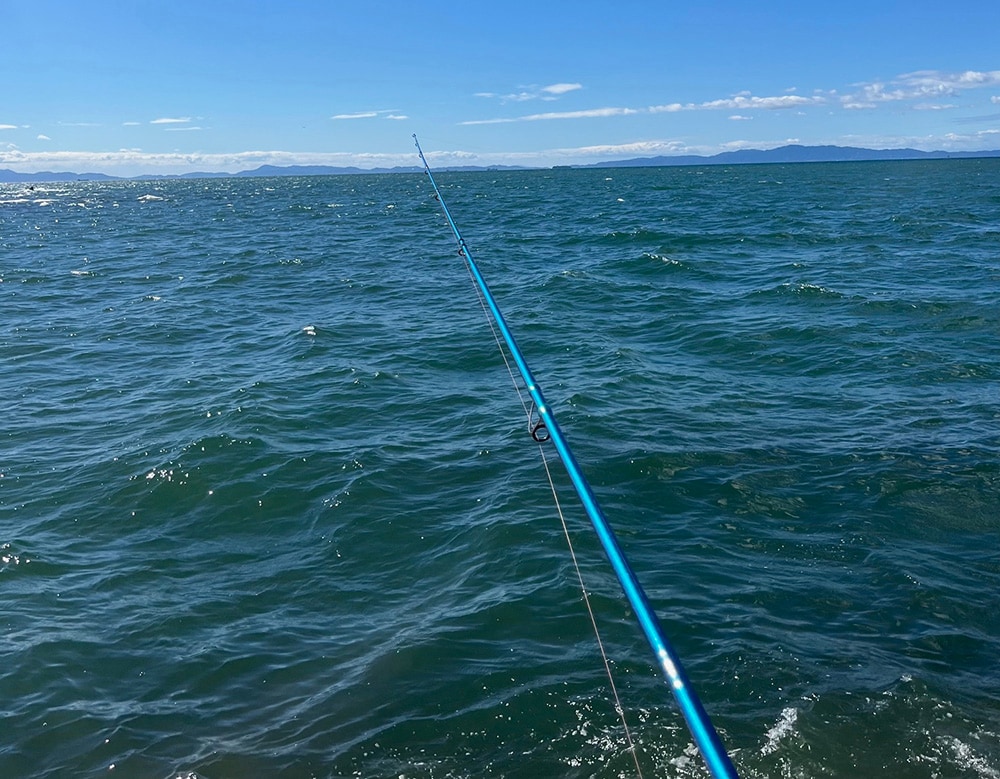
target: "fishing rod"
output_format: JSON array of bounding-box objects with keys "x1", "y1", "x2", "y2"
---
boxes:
[{"x1": 413, "y1": 135, "x2": 739, "y2": 779}]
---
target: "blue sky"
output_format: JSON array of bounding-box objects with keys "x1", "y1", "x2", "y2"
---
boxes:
[{"x1": 3, "y1": 0, "x2": 1000, "y2": 175}]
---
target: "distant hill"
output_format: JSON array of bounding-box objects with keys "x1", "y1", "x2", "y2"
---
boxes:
[
  {"x1": 2, "y1": 145, "x2": 999, "y2": 183},
  {"x1": 584, "y1": 144, "x2": 1000, "y2": 168}
]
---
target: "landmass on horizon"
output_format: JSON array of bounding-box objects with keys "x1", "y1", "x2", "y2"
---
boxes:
[{"x1": 2, "y1": 144, "x2": 999, "y2": 183}]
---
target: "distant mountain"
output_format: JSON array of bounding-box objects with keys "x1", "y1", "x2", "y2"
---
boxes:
[
  {"x1": 584, "y1": 144, "x2": 1000, "y2": 168},
  {"x1": 2, "y1": 145, "x2": 999, "y2": 183}
]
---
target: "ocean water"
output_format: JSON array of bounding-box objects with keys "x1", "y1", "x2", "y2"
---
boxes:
[{"x1": 2, "y1": 159, "x2": 999, "y2": 778}]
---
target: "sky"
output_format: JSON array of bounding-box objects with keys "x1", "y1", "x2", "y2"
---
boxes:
[{"x1": 3, "y1": 0, "x2": 1000, "y2": 176}]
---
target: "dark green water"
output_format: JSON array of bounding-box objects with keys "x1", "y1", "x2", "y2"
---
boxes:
[{"x1": 2, "y1": 160, "x2": 999, "y2": 778}]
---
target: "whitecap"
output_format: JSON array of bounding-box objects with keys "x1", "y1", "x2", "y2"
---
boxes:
[
  {"x1": 761, "y1": 706, "x2": 799, "y2": 755},
  {"x1": 943, "y1": 736, "x2": 1000, "y2": 779}
]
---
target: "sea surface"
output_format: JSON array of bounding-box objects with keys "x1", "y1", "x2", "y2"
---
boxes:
[{"x1": 2, "y1": 159, "x2": 999, "y2": 778}]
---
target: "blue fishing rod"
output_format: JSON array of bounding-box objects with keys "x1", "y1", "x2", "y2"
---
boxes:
[{"x1": 413, "y1": 135, "x2": 739, "y2": 779}]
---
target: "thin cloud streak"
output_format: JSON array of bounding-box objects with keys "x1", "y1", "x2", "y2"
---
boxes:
[
  {"x1": 464, "y1": 92, "x2": 822, "y2": 125},
  {"x1": 541, "y1": 83, "x2": 583, "y2": 95},
  {"x1": 954, "y1": 112, "x2": 1000, "y2": 124},
  {"x1": 475, "y1": 82, "x2": 584, "y2": 103},
  {"x1": 331, "y1": 110, "x2": 407, "y2": 121},
  {"x1": 462, "y1": 107, "x2": 638, "y2": 125},
  {"x1": 651, "y1": 94, "x2": 823, "y2": 112},
  {"x1": 551, "y1": 139, "x2": 693, "y2": 157}
]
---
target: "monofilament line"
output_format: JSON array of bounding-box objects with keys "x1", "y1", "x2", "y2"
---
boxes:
[
  {"x1": 458, "y1": 240, "x2": 644, "y2": 776},
  {"x1": 534, "y1": 443, "x2": 645, "y2": 777},
  {"x1": 414, "y1": 134, "x2": 739, "y2": 779}
]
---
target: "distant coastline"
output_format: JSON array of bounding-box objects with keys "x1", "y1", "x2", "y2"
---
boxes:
[{"x1": 2, "y1": 144, "x2": 999, "y2": 183}]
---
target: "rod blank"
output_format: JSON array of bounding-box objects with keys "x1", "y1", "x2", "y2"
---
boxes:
[{"x1": 414, "y1": 134, "x2": 739, "y2": 779}]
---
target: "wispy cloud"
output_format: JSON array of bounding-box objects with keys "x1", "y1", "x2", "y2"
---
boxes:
[
  {"x1": 650, "y1": 93, "x2": 823, "y2": 112},
  {"x1": 462, "y1": 107, "x2": 636, "y2": 125},
  {"x1": 475, "y1": 82, "x2": 584, "y2": 103},
  {"x1": 903, "y1": 69, "x2": 1000, "y2": 91},
  {"x1": 0, "y1": 124, "x2": 18, "y2": 130},
  {"x1": 954, "y1": 112, "x2": 1000, "y2": 124},
  {"x1": 554, "y1": 140, "x2": 692, "y2": 158},
  {"x1": 330, "y1": 109, "x2": 408, "y2": 121},
  {"x1": 719, "y1": 138, "x2": 800, "y2": 152},
  {"x1": 481, "y1": 90, "x2": 536, "y2": 103},
  {"x1": 37, "y1": 134, "x2": 51, "y2": 141},
  {"x1": 150, "y1": 117, "x2": 192, "y2": 124},
  {"x1": 464, "y1": 92, "x2": 820, "y2": 125},
  {"x1": 704, "y1": 93, "x2": 823, "y2": 110},
  {"x1": 843, "y1": 70, "x2": 1000, "y2": 109},
  {"x1": 541, "y1": 82, "x2": 583, "y2": 96},
  {"x1": 331, "y1": 111, "x2": 379, "y2": 120}
]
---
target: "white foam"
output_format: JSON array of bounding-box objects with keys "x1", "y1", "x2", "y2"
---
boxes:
[
  {"x1": 761, "y1": 706, "x2": 799, "y2": 755},
  {"x1": 944, "y1": 736, "x2": 1000, "y2": 779}
]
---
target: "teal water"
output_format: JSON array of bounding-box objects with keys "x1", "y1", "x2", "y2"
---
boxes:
[{"x1": 2, "y1": 160, "x2": 999, "y2": 778}]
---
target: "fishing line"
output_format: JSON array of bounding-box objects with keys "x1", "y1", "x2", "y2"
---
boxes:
[
  {"x1": 414, "y1": 135, "x2": 739, "y2": 779},
  {"x1": 535, "y1": 441, "x2": 645, "y2": 777},
  {"x1": 459, "y1": 229, "x2": 644, "y2": 774},
  {"x1": 460, "y1": 256, "x2": 536, "y2": 435}
]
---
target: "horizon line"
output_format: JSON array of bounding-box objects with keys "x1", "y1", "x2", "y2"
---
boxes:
[{"x1": 3, "y1": 143, "x2": 1000, "y2": 182}]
